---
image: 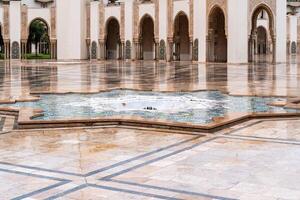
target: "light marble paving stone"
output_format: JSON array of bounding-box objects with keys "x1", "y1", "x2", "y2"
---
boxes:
[{"x1": 0, "y1": 95, "x2": 299, "y2": 200}]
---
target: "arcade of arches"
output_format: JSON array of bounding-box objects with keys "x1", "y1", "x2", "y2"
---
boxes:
[{"x1": 0, "y1": 1, "x2": 290, "y2": 64}]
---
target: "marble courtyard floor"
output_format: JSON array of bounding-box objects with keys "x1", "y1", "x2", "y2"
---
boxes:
[{"x1": 0, "y1": 58, "x2": 299, "y2": 199}]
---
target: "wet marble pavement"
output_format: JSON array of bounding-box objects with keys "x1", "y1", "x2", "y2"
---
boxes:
[
  {"x1": 0, "y1": 118, "x2": 299, "y2": 199},
  {"x1": 0, "y1": 59, "x2": 300, "y2": 199},
  {"x1": 0, "y1": 59, "x2": 299, "y2": 101}
]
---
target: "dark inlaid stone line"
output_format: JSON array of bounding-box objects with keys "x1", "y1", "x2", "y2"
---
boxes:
[
  {"x1": 88, "y1": 184, "x2": 183, "y2": 200},
  {"x1": 228, "y1": 134, "x2": 300, "y2": 143},
  {"x1": 0, "y1": 168, "x2": 70, "y2": 182},
  {"x1": 100, "y1": 137, "x2": 218, "y2": 180},
  {"x1": 45, "y1": 183, "x2": 182, "y2": 200},
  {"x1": 0, "y1": 161, "x2": 84, "y2": 177},
  {"x1": 44, "y1": 184, "x2": 88, "y2": 200},
  {"x1": 223, "y1": 120, "x2": 263, "y2": 135},
  {"x1": 222, "y1": 135, "x2": 300, "y2": 146},
  {"x1": 0, "y1": 135, "x2": 201, "y2": 178},
  {"x1": 0, "y1": 168, "x2": 71, "y2": 200},
  {"x1": 110, "y1": 179, "x2": 237, "y2": 200},
  {"x1": 224, "y1": 118, "x2": 300, "y2": 136},
  {"x1": 85, "y1": 135, "x2": 202, "y2": 177},
  {"x1": 12, "y1": 180, "x2": 70, "y2": 200}
]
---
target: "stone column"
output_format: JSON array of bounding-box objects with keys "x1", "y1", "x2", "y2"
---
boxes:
[
  {"x1": 99, "y1": 1, "x2": 105, "y2": 60},
  {"x1": 86, "y1": 39, "x2": 91, "y2": 60},
  {"x1": 120, "y1": 2, "x2": 125, "y2": 60},
  {"x1": 154, "y1": 40, "x2": 159, "y2": 60},
  {"x1": 98, "y1": 39, "x2": 105, "y2": 60},
  {"x1": 132, "y1": 0, "x2": 139, "y2": 60},
  {"x1": 207, "y1": 29, "x2": 214, "y2": 62},
  {"x1": 121, "y1": 41, "x2": 125, "y2": 60},
  {"x1": 50, "y1": 6, "x2": 57, "y2": 59},
  {"x1": 189, "y1": 37, "x2": 193, "y2": 61},
  {"x1": 133, "y1": 39, "x2": 139, "y2": 60},
  {"x1": 50, "y1": 39, "x2": 57, "y2": 59},
  {"x1": 206, "y1": 35, "x2": 210, "y2": 62},
  {"x1": 21, "y1": 40, "x2": 27, "y2": 59},
  {"x1": 4, "y1": 40, "x2": 10, "y2": 59},
  {"x1": 167, "y1": 37, "x2": 173, "y2": 62},
  {"x1": 167, "y1": 0, "x2": 173, "y2": 62},
  {"x1": 139, "y1": 38, "x2": 143, "y2": 60},
  {"x1": 272, "y1": 36, "x2": 276, "y2": 64},
  {"x1": 248, "y1": 35, "x2": 253, "y2": 62}
]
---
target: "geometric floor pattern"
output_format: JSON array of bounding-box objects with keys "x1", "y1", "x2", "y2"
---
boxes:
[{"x1": 0, "y1": 118, "x2": 300, "y2": 200}]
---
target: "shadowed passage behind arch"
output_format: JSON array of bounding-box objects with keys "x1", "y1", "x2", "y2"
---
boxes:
[
  {"x1": 173, "y1": 12, "x2": 190, "y2": 61},
  {"x1": 257, "y1": 26, "x2": 267, "y2": 54},
  {"x1": 249, "y1": 4, "x2": 275, "y2": 63},
  {"x1": 207, "y1": 6, "x2": 227, "y2": 63},
  {"x1": 139, "y1": 15, "x2": 155, "y2": 60},
  {"x1": 105, "y1": 17, "x2": 121, "y2": 60},
  {"x1": 27, "y1": 18, "x2": 50, "y2": 59}
]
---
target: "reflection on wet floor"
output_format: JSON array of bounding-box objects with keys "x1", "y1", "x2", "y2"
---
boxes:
[
  {"x1": 0, "y1": 59, "x2": 299, "y2": 101},
  {"x1": 0, "y1": 58, "x2": 300, "y2": 199}
]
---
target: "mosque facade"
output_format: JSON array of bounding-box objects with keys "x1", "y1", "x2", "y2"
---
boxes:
[{"x1": 0, "y1": 0, "x2": 298, "y2": 63}]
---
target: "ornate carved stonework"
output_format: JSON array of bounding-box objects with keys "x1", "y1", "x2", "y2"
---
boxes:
[
  {"x1": 86, "y1": 3, "x2": 91, "y2": 40},
  {"x1": 125, "y1": 40, "x2": 131, "y2": 59},
  {"x1": 248, "y1": 0, "x2": 276, "y2": 35},
  {"x1": 91, "y1": 41, "x2": 97, "y2": 59},
  {"x1": 21, "y1": 5, "x2": 28, "y2": 40},
  {"x1": 159, "y1": 39, "x2": 166, "y2": 60},
  {"x1": 291, "y1": 41, "x2": 297, "y2": 54},
  {"x1": 189, "y1": 0, "x2": 194, "y2": 39},
  {"x1": 207, "y1": 0, "x2": 227, "y2": 35},
  {"x1": 298, "y1": 17, "x2": 300, "y2": 41},
  {"x1": 193, "y1": 39, "x2": 198, "y2": 61},
  {"x1": 120, "y1": 3, "x2": 125, "y2": 42},
  {"x1": 133, "y1": 0, "x2": 139, "y2": 41},
  {"x1": 50, "y1": 6, "x2": 56, "y2": 39},
  {"x1": 3, "y1": 5, "x2": 9, "y2": 39},
  {"x1": 167, "y1": 0, "x2": 173, "y2": 39},
  {"x1": 99, "y1": 1, "x2": 105, "y2": 41},
  {"x1": 154, "y1": 0, "x2": 159, "y2": 42},
  {"x1": 12, "y1": 41, "x2": 20, "y2": 59}
]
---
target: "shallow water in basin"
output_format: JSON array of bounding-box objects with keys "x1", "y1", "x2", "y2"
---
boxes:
[{"x1": 1, "y1": 90, "x2": 299, "y2": 124}]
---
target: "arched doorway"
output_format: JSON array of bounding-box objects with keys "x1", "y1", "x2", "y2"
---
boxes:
[
  {"x1": 257, "y1": 26, "x2": 267, "y2": 54},
  {"x1": 249, "y1": 5, "x2": 275, "y2": 63},
  {"x1": 105, "y1": 18, "x2": 121, "y2": 60},
  {"x1": 139, "y1": 15, "x2": 155, "y2": 60},
  {"x1": 27, "y1": 19, "x2": 50, "y2": 59},
  {"x1": 173, "y1": 12, "x2": 190, "y2": 61},
  {"x1": 207, "y1": 7, "x2": 227, "y2": 62}
]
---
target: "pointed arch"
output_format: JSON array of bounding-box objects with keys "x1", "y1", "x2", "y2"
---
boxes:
[
  {"x1": 139, "y1": 14, "x2": 155, "y2": 60},
  {"x1": 173, "y1": 11, "x2": 190, "y2": 61},
  {"x1": 207, "y1": 6, "x2": 227, "y2": 62},
  {"x1": 105, "y1": 17, "x2": 121, "y2": 59}
]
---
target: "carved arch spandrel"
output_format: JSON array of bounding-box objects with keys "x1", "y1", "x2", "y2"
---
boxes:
[
  {"x1": 21, "y1": 5, "x2": 28, "y2": 40},
  {"x1": 3, "y1": 5, "x2": 9, "y2": 39},
  {"x1": 248, "y1": 0, "x2": 276, "y2": 36},
  {"x1": 207, "y1": 0, "x2": 228, "y2": 36},
  {"x1": 50, "y1": 6, "x2": 56, "y2": 39}
]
